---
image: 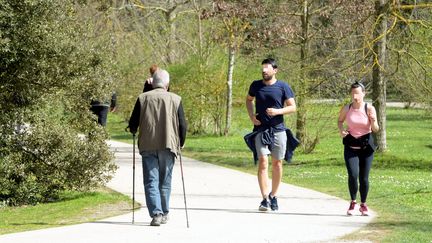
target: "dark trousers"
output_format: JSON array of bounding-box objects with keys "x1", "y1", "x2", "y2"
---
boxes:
[
  {"x1": 344, "y1": 146, "x2": 374, "y2": 203},
  {"x1": 90, "y1": 105, "x2": 109, "y2": 126}
]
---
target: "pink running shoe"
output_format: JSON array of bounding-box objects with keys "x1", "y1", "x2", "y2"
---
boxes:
[
  {"x1": 347, "y1": 201, "x2": 356, "y2": 216},
  {"x1": 359, "y1": 203, "x2": 369, "y2": 216}
]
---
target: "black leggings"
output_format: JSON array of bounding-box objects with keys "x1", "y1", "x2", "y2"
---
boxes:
[{"x1": 344, "y1": 146, "x2": 374, "y2": 203}]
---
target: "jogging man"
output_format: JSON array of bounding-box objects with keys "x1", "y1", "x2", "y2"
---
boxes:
[{"x1": 245, "y1": 58, "x2": 296, "y2": 211}]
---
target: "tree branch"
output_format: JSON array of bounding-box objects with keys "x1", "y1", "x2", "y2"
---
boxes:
[
  {"x1": 391, "y1": 10, "x2": 429, "y2": 28},
  {"x1": 131, "y1": 2, "x2": 168, "y2": 13},
  {"x1": 393, "y1": 3, "x2": 432, "y2": 10}
]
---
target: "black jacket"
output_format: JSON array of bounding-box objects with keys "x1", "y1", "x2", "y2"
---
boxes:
[
  {"x1": 244, "y1": 127, "x2": 300, "y2": 165},
  {"x1": 343, "y1": 133, "x2": 376, "y2": 151},
  {"x1": 91, "y1": 92, "x2": 117, "y2": 109}
]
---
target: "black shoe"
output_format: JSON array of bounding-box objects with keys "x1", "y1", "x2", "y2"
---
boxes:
[
  {"x1": 269, "y1": 193, "x2": 278, "y2": 211},
  {"x1": 150, "y1": 214, "x2": 163, "y2": 226},
  {"x1": 259, "y1": 198, "x2": 270, "y2": 211}
]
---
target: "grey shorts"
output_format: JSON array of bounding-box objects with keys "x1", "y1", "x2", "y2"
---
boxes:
[{"x1": 254, "y1": 131, "x2": 287, "y2": 160}]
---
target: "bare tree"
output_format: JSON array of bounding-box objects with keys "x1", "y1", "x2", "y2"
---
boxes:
[
  {"x1": 209, "y1": 1, "x2": 261, "y2": 135},
  {"x1": 371, "y1": 0, "x2": 389, "y2": 151},
  {"x1": 366, "y1": 0, "x2": 432, "y2": 151},
  {"x1": 249, "y1": 0, "x2": 374, "y2": 152},
  {"x1": 126, "y1": 0, "x2": 194, "y2": 64}
]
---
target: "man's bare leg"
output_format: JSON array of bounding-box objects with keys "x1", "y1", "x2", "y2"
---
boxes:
[
  {"x1": 258, "y1": 155, "x2": 269, "y2": 198},
  {"x1": 271, "y1": 159, "x2": 283, "y2": 197}
]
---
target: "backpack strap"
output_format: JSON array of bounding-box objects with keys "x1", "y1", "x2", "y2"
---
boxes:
[
  {"x1": 349, "y1": 103, "x2": 368, "y2": 114},
  {"x1": 365, "y1": 103, "x2": 368, "y2": 116}
]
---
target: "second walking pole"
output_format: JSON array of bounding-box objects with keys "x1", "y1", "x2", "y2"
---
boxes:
[
  {"x1": 132, "y1": 133, "x2": 136, "y2": 224},
  {"x1": 179, "y1": 150, "x2": 190, "y2": 228}
]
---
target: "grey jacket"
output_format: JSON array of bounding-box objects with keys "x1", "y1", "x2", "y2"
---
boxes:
[{"x1": 128, "y1": 88, "x2": 187, "y2": 156}]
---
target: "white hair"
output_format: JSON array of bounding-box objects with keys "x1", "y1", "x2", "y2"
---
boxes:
[{"x1": 152, "y1": 69, "x2": 170, "y2": 89}]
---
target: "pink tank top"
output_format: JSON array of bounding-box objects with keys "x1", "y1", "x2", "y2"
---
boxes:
[{"x1": 346, "y1": 104, "x2": 371, "y2": 138}]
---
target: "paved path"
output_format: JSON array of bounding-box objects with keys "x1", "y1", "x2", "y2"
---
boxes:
[{"x1": 0, "y1": 141, "x2": 374, "y2": 243}]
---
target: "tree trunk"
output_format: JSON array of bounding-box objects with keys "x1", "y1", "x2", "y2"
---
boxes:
[
  {"x1": 165, "y1": 11, "x2": 176, "y2": 64},
  {"x1": 296, "y1": 0, "x2": 309, "y2": 143},
  {"x1": 372, "y1": 0, "x2": 388, "y2": 151},
  {"x1": 224, "y1": 45, "x2": 235, "y2": 135},
  {"x1": 195, "y1": 2, "x2": 205, "y2": 133}
]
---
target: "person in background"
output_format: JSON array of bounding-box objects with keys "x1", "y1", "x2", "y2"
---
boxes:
[
  {"x1": 90, "y1": 92, "x2": 116, "y2": 126},
  {"x1": 337, "y1": 81, "x2": 379, "y2": 216},
  {"x1": 128, "y1": 69, "x2": 187, "y2": 226},
  {"x1": 143, "y1": 64, "x2": 159, "y2": 93}
]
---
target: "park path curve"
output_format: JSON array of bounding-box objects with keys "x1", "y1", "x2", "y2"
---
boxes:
[{"x1": 0, "y1": 140, "x2": 374, "y2": 243}]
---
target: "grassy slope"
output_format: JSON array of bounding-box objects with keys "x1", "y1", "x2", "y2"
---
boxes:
[{"x1": 0, "y1": 188, "x2": 132, "y2": 235}]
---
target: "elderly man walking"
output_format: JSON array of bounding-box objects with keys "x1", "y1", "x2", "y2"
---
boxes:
[{"x1": 128, "y1": 69, "x2": 187, "y2": 226}]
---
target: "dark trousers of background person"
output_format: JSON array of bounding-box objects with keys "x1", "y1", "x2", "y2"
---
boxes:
[
  {"x1": 90, "y1": 105, "x2": 109, "y2": 126},
  {"x1": 344, "y1": 146, "x2": 374, "y2": 203}
]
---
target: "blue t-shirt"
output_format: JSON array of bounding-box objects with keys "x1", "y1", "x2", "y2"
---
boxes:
[{"x1": 248, "y1": 80, "x2": 295, "y2": 131}]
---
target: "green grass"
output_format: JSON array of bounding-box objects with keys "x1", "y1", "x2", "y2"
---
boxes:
[
  {"x1": 1, "y1": 117, "x2": 138, "y2": 235},
  {"x1": 0, "y1": 188, "x2": 132, "y2": 235},
  {"x1": 107, "y1": 107, "x2": 432, "y2": 242},
  {"x1": 107, "y1": 112, "x2": 133, "y2": 143}
]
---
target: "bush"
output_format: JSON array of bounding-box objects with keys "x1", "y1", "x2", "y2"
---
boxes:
[
  {"x1": 0, "y1": 0, "x2": 117, "y2": 206},
  {"x1": 0, "y1": 110, "x2": 116, "y2": 206}
]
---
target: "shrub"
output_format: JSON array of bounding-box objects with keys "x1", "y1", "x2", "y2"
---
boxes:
[
  {"x1": 0, "y1": 110, "x2": 116, "y2": 206},
  {"x1": 0, "y1": 0, "x2": 117, "y2": 206}
]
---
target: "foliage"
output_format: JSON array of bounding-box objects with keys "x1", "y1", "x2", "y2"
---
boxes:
[
  {"x1": 227, "y1": 0, "x2": 376, "y2": 152},
  {"x1": 106, "y1": 0, "x2": 202, "y2": 120},
  {"x1": 40, "y1": 0, "x2": 431, "y2": 146},
  {"x1": 108, "y1": 29, "x2": 150, "y2": 121},
  {"x1": 169, "y1": 51, "x2": 227, "y2": 135},
  {"x1": 0, "y1": 100, "x2": 117, "y2": 206},
  {"x1": 387, "y1": 8, "x2": 432, "y2": 107},
  {"x1": 0, "y1": 0, "x2": 117, "y2": 206},
  {"x1": 0, "y1": 0, "x2": 114, "y2": 112}
]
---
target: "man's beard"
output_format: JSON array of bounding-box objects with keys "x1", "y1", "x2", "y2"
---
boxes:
[{"x1": 262, "y1": 73, "x2": 272, "y2": 81}]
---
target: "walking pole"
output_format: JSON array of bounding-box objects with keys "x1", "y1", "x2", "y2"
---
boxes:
[
  {"x1": 178, "y1": 150, "x2": 190, "y2": 228},
  {"x1": 132, "y1": 133, "x2": 136, "y2": 224}
]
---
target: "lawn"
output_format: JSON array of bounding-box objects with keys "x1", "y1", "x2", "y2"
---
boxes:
[
  {"x1": 0, "y1": 187, "x2": 132, "y2": 235},
  {"x1": 107, "y1": 106, "x2": 432, "y2": 242}
]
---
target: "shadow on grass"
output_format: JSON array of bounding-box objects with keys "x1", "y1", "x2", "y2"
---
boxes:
[
  {"x1": 291, "y1": 153, "x2": 431, "y2": 171},
  {"x1": 386, "y1": 111, "x2": 432, "y2": 122},
  {"x1": 291, "y1": 157, "x2": 341, "y2": 167},
  {"x1": 367, "y1": 219, "x2": 432, "y2": 234},
  {"x1": 9, "y1": 222, "x2": 53, "y2": 226},
  {"x1": 110, "y1": 134, "x2": 132, "y2": 142},
  {"x1": 184, "y1": 147, "x2": 250, "y2": 153},
  {"x1": 184, "y1": 154, "x2": 254, "y2": 169},
  {"x1": 374, "y1": 154, "x2": 432, "y2": 171},
  {"x1": 55, "y1": 191, "x2": 100, "y2": 203}
]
